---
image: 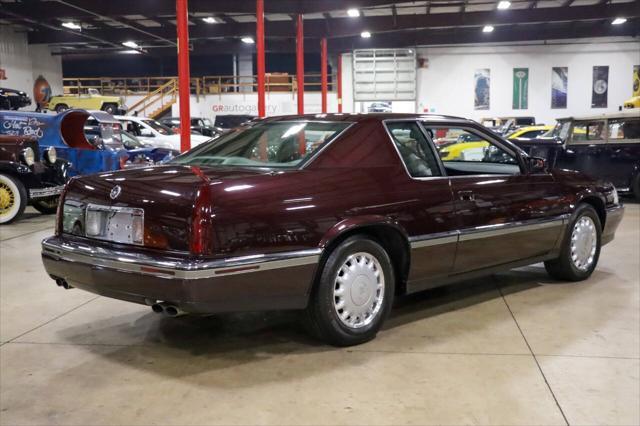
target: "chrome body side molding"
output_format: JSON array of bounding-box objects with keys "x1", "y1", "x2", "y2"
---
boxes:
[{"x1": 409, "y1": 214, "x2": 569, "y2": 248}]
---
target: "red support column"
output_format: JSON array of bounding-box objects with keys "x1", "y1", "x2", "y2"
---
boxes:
[
  {"x1": 256, "y1": 0, "x2": 266, "y2": 117},
  {"x1": 176, "y1": 0, "x2": 191, "y2": 152},
  {"x1": 337, "y1": 54, "x2": 343, "y2": 113},
  {"x1": 296, "y1": 14, "x2": 304, "y2": 115},
  {"x1": 320, "y1": 37, "x2": 328, "y2": 113}
]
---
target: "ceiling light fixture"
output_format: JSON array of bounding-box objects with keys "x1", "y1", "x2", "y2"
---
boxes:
[
  {"x1": 61, "y1": 22, "x2": 81, "y2": 30},
  {"x1": 347, "y1": 8, "x2": 360, "y2": 17},
  {"x1": 202, "y1": 17, "x2": 218, "y2": 24},
  {"x1": 361, "y1": 31, "x2": 371, "y2": 38},
  {"x1": 497, "y1": 1, "x2": 511, "y2": 10},
  {"x1": 241, "y1": 36, "x2": 255, "y2": 44},
  {"x1": 482, "y1": 25, "x2": 495, "y2": 33},
  {"x1": 122, "y1": 41, "x2": 139, "y2": 49},
  {"x1": 611, "y1": 17, "x2": 627, "y2": 25}
]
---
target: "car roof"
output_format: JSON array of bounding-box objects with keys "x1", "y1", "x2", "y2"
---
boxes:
[
  {"x1": 261, "y1": 113, "x2": 474, "y2": 124},
  {"x1": 557, "y1": 110, "x2": 640, "y2": 121}
]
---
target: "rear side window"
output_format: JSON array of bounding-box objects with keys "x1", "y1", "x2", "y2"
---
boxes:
[
  {"x1": 386, "y1": 122, "x2": 441, "y2": 178},
  {"x1": 608, "y1": 119, "x2": 640, "y2": 141}
]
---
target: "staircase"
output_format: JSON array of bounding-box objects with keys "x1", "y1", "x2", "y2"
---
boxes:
[{"x1": 126, "y1": 79, "x2": 177, "y2": 119}]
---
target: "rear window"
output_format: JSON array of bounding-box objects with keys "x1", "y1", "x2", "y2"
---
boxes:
[{"x1": 173, "y1": 121, "x2": 350, "y2": 168}]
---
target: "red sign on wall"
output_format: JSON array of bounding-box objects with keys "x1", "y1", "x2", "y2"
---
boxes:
[{"x1": 0, "y1": 68, "x2": 6, "y2": 80}]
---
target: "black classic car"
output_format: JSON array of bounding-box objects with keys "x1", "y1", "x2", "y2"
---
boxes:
[
  {"x1": 0, "y1": 87, "x2": 32, "y2": 111},
  {"x1": 160, "y1": 116, "x2": 224, "y2": 138},
  {"x1": 512, "y1": 111, "x2": 640, "y2": 200},
  {"x1": 0, "y1": 134, "x2": 69, "y2": 223}
]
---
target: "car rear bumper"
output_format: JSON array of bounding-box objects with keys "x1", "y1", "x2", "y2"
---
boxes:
[
  {"x1": 602, "y1": 204, "x2": 624, "y2": 246},
  {"x1": 41, "y1": 236, "x2": 319, "y2": 313}
]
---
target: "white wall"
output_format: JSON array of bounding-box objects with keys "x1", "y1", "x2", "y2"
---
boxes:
[
  {"x1": 0, "y1": 26, "x2": 63, "y2": 101},
  {"x1": 341, "y1": 39, "x2": 640, "y2": 125}
]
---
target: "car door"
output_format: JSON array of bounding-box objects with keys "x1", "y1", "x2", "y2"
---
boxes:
[
  {"x1": 425, "y1": 123, "x2": 566, "y2": 274},
  {"x1": 384, "y1": 120, "x2": 458, "y2": 291},
  {"x1": 557, "y1": 119, "x2": 609, "y2": 182}
]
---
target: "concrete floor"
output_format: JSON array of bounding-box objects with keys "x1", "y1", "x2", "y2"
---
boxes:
[{"x1": 0, "y1": 203, "x2": 638, "y2": 426}]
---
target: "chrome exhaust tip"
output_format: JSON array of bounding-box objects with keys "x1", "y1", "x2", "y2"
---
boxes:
[
  {"x1": 151, "y1": 302, "x2": 185, "y2": 317},
  {"x1": 55, "y1": 278, "x2": 72, "y2": 289}
]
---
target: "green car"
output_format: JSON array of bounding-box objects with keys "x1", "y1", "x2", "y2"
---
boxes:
[{"x1": 48, "y1": 88, "x2": 127, "y2": 115}]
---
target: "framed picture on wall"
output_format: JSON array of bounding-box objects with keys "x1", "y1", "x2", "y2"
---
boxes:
[
  {"x1": 591, "y1": 66, "x2": 609, "y2": 108},
  {"x1": 512, "y1": 68, "x2": 529, "y2": 109},
  {"x1": 474, "y1": 69, "x2": 490, "y2": 110},
  {"x1": 551, "y1": 67, "x2": 568, "y2": 109}
]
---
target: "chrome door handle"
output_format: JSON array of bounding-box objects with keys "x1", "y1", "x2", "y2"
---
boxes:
[{"x1": 458, "y1": 191, "x2": 475, "y2": 201}]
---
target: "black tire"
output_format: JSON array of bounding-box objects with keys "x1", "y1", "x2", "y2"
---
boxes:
[
  {"x1": 0, "y1": 174, "x2": 28, "y2": 224},
  {"x1": 54, "y1": 104, "x2": 68, "y2": 113},
  {"x1": 32, "y1": 196, "x2": 59, "y2": 215},
  {"x1": 545, "y1": 204, "x2": 602, "y2": 281},
  {"x1": 102, "y1": 103, "x2": 117, "y2": 115},
  {"x1": 305, "y1": 235, "x2": 395, "y2": 346}
]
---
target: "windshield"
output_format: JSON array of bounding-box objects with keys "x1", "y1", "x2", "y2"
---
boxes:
[
  {"x1": 120, "y1": 131, "x2": 144, "y2": 149},
  {"x1": 173, "y1": 121, "x2": 350, "y2": 168},
  {"x1": 202, "y1": 118, "x2": 213, "y2": 126},
  {"x1": 550, "y1": 121, "x2": 571, "y2": 140},
  {"x1": 142, "y1": 119, "x2": 172, "y2": 135}
]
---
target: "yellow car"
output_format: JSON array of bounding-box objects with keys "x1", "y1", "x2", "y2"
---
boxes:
[
  {"x1": 48, "y1": 88, "x2": 126, "y2": 115},
  {"x1": 623, "y1": 96, "x2": 640, "y2": 109},
  {"x1": 506, "y1": 125, "x2": 553, "y2": 139},
  {"x1": 439, "y1": 141, "x2": 489, "y2": 161}
]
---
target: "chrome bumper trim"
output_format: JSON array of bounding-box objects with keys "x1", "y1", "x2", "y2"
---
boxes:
[
  {"x1": 29, "y1": 185, "x2": 64, "y2": 199},
  {"x1": 409, "y1": 215, "x2": 569, "y2": 248},
  {"x1": 42, "y1": 237, "x2": 321, "y2": 279}
]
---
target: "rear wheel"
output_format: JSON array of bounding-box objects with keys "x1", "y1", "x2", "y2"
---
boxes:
[
  {"x1": 305, "y1": 235, "x2": 394, "y2": 346},
  {"x1": 0, "y1": 174, "x2": 27, "y2": 224},
  {"x1": 32, "y1": 196, "x2": 59, "y2": 215},
  {"x1": 545, "y1": 204, "x2": 601, "y2": 281},
  {"x1": 54, "y1": 103, "x2": 68, "y2": 113}
]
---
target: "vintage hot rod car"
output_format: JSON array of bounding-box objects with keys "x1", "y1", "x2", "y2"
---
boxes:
[
  {"x1": 42, "y1": 114, "x2": 623, "y2": 346},
  {"x1": 0, "y1": 109, "x2": 129, "y2": 176},
  {"x1": 512, "y1": 111, "x2": 640, "y2": 200},
  {"x1": 1, "y1": 134, "x2": 68, "y2": 223}
]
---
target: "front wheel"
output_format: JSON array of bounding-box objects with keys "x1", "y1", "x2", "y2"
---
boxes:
[
  {"x1": 101, "y1": 103, "x2": 117, "y2": 115},
  {"x1": 0, "y1": 174, "x2": 27, "y2": 224},
  {"x1": 305, "y1": 235, "x2": 395, "y2": 346},
  {"x1": 545, "y1": 204, "x2": 602, "y2": 281},
  {"x1": 54, "y1": 104, "x2": 68, "y2": 113},
  {"x1": 32, "y1": 196, "x2": 59, "y2": 214}
]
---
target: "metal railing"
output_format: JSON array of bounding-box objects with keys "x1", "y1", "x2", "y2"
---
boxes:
[{"x1": 62, "y1": 74, "x2": 336, "y2": 98}]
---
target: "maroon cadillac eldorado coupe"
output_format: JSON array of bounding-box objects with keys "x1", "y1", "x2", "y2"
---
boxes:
[{"x1": 42, "y1": 114, "x2": 624, "y2": 346}]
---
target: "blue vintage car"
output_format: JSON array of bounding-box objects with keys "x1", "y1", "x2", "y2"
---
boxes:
[
  {"x1": 0, "y1": 109, "x2": 128, "y2": 176},
  {"x1": 83, "y1": 111, "x2": 178, "y2": 167}
]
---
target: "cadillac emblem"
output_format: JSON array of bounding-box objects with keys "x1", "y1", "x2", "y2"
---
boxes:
[{"x1": 110, "y1": 185, "x2": 122, "y2": 200}]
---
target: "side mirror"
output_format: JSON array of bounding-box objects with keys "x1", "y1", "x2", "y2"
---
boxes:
[{"x1": 527, "y1": 156, "x2": 547, "y2": 173}]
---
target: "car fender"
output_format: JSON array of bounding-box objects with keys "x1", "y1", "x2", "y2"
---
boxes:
[{"x1": 0, "y1": 161, "x2": 31, "y2": 176}]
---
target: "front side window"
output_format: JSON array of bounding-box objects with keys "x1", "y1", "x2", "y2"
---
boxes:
[
  {"x1": 142, "y1": 119, "x2": 172, "y2": 135},
  {"x1": 425, "y1": 126, "x2": 520, "y2": 176},
  {"x1": 386, "y1": 122, "x2": 441, "y2": 178},
  {"x1": 570, "y1": 121, "x2": 605, "y2": 143},
  {"x1": 173, "y1": 121, "x2": 350, "y2": 168}
]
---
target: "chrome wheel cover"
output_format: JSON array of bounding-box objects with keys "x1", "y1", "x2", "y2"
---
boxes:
[
  {"x1": 570, "y1": 216, "x2": 597, "y2": 271},
  {"x1": 333, "y1": 252, "x2": 385, "y2": 329}
]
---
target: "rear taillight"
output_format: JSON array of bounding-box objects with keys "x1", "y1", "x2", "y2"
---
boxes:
[
  {"x1": 55, "y1": 182, "x2": 70, "y2": 236},
  {"x1": 190, "y1": 181, "x2": 214, "y2": 256}
]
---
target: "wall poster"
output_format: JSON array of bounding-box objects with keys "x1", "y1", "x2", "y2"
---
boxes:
[
  {"x1": 474, "y1": 69, "x2": 490, "y2": 110},
  {"x1": 591, "y1": 66, "x2": 609, "y2": 108},
  {"x1": 512, "y1": 68, "x2": 529, "y2": 109},
  {"x1": 633, "y1": 65, "x2": 639, "y2": 97},
  {"x1": 551, "y1": 67, "x2": 568, "y2": 109}
]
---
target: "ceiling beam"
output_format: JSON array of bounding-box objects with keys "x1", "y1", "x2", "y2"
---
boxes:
[{"x1": 26, "y1": 3, "x2": 640, "y2": 45}]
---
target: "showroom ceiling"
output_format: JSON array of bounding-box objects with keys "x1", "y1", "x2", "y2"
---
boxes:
[{"x1": 0, "y1": 0, "x2": 638, "y2": 56}]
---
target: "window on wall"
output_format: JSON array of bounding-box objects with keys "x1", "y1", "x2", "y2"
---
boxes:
[{"x1": 386, "y1": 121, "x2": 441, "y2": 178}]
